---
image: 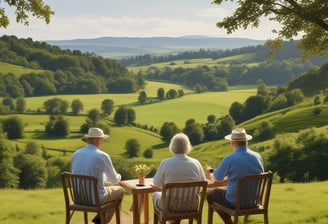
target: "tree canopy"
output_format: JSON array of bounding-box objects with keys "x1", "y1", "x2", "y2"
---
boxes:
[
  {"x1": 213, "y1": 0, "x2": 328, "y2": 58},
  {"x1": 0, "y1": 0, "x2": 54, "y2": 28}
]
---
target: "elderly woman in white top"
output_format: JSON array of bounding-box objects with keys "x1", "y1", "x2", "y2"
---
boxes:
[{"x1": 152, "y1": 133, "x2": 206, "y2": 224}]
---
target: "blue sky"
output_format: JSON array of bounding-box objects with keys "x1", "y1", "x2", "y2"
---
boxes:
[{"x1": 1, "y1": 0, "x2": 281, "y2": 41}]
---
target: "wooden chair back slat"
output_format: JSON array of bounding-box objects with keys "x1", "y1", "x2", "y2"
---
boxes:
[
  {"x1": 154, "y1": 181, "x2": 207, "y2": 224},
  {"x1": 208, "y1": 171, "x2": 273, "y2": 224},
  {"x1": 61, "y1": 172, "x2": 121, "y2": 224}
]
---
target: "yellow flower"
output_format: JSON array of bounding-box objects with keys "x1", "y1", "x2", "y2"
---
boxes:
[{"x1": 132, "y1": 164, "x2": 151, "y2": 175}]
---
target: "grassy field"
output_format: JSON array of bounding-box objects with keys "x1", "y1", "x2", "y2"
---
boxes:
[
  {"x1": 0, "y1": 61, "x2": 46, "y2": 76},
  {"x1": 1, "y1": 181, "x2": 328, "y2": 224},
  {"x1": 127, "y1": 53, "x2": 257, "y2": 73}
]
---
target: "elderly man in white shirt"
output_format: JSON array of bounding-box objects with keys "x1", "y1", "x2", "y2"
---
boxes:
[{"x1": 72, "y1": 127, "x2": 124, "y2": 224}]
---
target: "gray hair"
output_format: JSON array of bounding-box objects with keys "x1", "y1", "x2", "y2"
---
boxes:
[{"x1": 169, "y1": 133, "x2": 192, "y2": 154}]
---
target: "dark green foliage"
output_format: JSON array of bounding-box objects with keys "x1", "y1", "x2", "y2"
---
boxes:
[
  {"x1": 216, "y1": 115, "x2": 235, "y2": 139},
  {"x1": 71, "y1": 99, "x2": 83, "y2": 115},
  {"x1": 125, "y1": 138, "x2": 140, "y2": 158},
  {"x1": 288, "y1": 64, "x2": 328, "y2": 96},
  {"x1": 143, "y1": 148, "x2": 153, "y2": 158},
  {"x1": 160, "y1": 122, "x2": 179, "y2": 142},
  {"x1": 46, "y1": 157, "x2": 71, "y2": 188},
  {"x1": 2, "y1": 96, "x2": 14, "y2": 111},
  {"x1": 0, "y1": 35, "x2": 142, "y2": 97},
  {"x1": 268, "y1": 128, "x2": 328, "y2": 182},
  {"x1": 166, "y1": 89, "x2": 177, "y2": 99},
  {"x1": 101, "y1": 99, "x2": 114, "y2": 116},
  {"x1": 15, "y1": 97, "x2": 26, "y2": 113},
  {"x1": 240, "y1": 96, "x2": 267, "y2": 122},
  {"x1": 43, "y1": 97, "x2": 69, "y2": 114},
  {"x1": 313, "y1": 95, "x2": 321, "y2": 105},
  {"x1": 1, "y1": 115, "x2": 24, "y2": 139},
  {"x1": 253, "y1": 121, "x2": 274, "y2": 141},
  {"x1": 24, "y1": 142, "x2": 40, "y2": 155},
  {"x1": 0, "y1": 131, "x2": 19, "y2": 188},
  {"x1": 114, "y1": 106, "x2": 136, "y2": 126},
  {"x1": 80, "y1": 123, "x2": 89, "y2": 134},
  {"x1": 312, "y1": 107, "x2": 322, "y2": 116},
  {"x1": 268, "y1": 94, "x2": 288, "y2": 111},
  {"x1": 14, "y1": 153, "x2": 48, "y2": 189},
  {"x1": 107, "y1": 77, "x2": 137, "y2": 93},
  {"x1": 87, "y1": 108, "x2": 101, "y2": 127},
  {"x1": 157, "y1": 88, "x2": 165, "y2": 100},
  {"x1": 183, "y1": 119, "x2": 204, "y2": 145},
  {"x1": 138, "y1": 91, "x2": 147, "y2": 104},
  {"x1": 207, "y1": 114, "x2": 216, "y2": 123},
  {"x1": 45, "y1": 115, "x2": 70, "y2": 136},
  {"x1": 229, "y1": 101, "x2": 243, "y2": 124}
]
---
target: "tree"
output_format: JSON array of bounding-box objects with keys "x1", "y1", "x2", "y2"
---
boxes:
[
  {"x1": 217, "y1": 115, "x2": 235, "y2": 139},
  {"x1": 240, "y1": 96, "x2": 267, "y2": 122},
  {"x1": 213, "y1": 0, "x2": 328, "y2": 58},
  {"x1": 1, "y1": 116, "x2": 24, "y2": 139},
  {"x1": 183, "y1": 119, "x2": 204, "y2": 145},
  {"x1": 2, "y1": 96, "x2": 14, "y2": 111},
  {"x1": 229, "y1": 101, "x2": 243, "y2": 124},
  {"x1": 101, "y1": 99, "x2": 114, "y2": 116},
  {"x1": 0, "y1": 131, "x2": 19, "y2": 188},
  {"x1": 87, "y1": 108, "x2": 101, "y2": 126},
  {"x1": 160, "y1": 122, "x2": 179, "y2": 142},
  {"x1": 113, "y1": 106, "x2": 136, "y2": 126},
  {"x1": 71, "y1": 99, "x2": 83, "y2": 115},
  {"x1": 43, "y1": 97, "x2": 69, "y2": 114},
  {"x1": 157, "y1": 88, "x2": 165, "y2": 100},
  {"x1": 127, "y1": 108, "x2": 136, "y2": 125},
  {"x1": 0, "y1": 0, "x2": 54, "y2": 28},
  {"x1": 166, "y1": 89, "x2": 177, "y2": 99},
  {"x1": 114, "y1": 106, "x2": 127, "y2": 126},
  {"x1": 125, "y1": 139, "x2": 140, "y2": 158},
  {"x1": 14, "y1": 153, "x2": 48, "y2": 189},
  {"x1": 253, "y1": 121, "x2": 275, "y2": 141},
  {"x1": 15, "y1": 97, "x2": 26, "y2": 113},
  {"x1": 45, "y1": 115, "x2": 70, "y2": 137},
  {"x1": 138, "y1": 91, "x2": 147, "y2": 104}
]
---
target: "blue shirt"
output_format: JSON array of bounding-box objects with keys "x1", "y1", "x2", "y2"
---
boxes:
[
  {"x1": 72, "y1": 144, "x2": 121, "y2": 200},
  {"x1": 213, "y1": 146, "x2": 264, "y2": 204}
]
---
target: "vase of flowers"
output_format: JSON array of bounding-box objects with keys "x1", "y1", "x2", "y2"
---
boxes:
[{"x1": 132, "y1": 164, "x2": 151, "y2": 186}]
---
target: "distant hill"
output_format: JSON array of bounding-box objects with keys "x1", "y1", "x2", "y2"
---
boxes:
[{"x1": 46, "y1": 36, "x2": 265, "y2": 59}]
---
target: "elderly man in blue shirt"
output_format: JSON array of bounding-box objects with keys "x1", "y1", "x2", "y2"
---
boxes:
[{"x1": 206, "y1": 128, "x2": 264, "y2": 224}]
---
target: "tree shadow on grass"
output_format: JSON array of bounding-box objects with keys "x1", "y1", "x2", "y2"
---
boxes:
[
  {"x1": 152, "y1": 142, "x2": 168, "y2": 150},
  {"x1": 30, "y1": 132, "x2": 83, "y2": 140}
]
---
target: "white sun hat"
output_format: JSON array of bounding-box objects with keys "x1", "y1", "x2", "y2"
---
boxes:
[
  {"x1": 84, "y1": 127, "x2": 109, "y2": 139},
  {"x1": 224, "y1": 128, "x2": 253, "y2": 141}
]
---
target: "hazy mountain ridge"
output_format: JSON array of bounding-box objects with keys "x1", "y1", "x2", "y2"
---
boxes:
[{"x1": 46, "y1": 36, "x2": 265, "y2": 59}]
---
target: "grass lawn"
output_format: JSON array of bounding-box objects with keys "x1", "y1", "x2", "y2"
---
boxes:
[{"x1": 1, "y1": 181, "x2": 328, "y2": 224}]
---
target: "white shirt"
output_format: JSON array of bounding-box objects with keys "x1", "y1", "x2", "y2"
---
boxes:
[
  {"x1": 72, "y1": 144, "x2": 121, "y2": 200},
  {"x1": 153, "y1": 154, "x2": 206, "y2": 187}
]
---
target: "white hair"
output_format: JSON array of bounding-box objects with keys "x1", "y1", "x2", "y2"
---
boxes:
[{"x1": 169, "y1": 133, "x2": 192, "y2": 154}]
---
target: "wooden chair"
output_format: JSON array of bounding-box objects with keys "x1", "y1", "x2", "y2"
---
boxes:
[
  {"x1": 61, "y1": 172, "x2": 121, "y2": 224},
  {"x1": 153, "y1": 181, "x2": 208, "y2": 224},
  {"x1": 208, "y1": 171, "x2": 273, "y2": 224}
]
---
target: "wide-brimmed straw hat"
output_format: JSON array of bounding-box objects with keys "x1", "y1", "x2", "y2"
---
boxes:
[
  {"x1": 224, "y1": 128, "x2": 252, "y2": 141},
  {"x1": 84, "y1": 128, "x2": 109, "y2": 139}
]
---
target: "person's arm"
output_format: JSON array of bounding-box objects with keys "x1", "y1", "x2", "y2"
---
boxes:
[{"x1": 206, "y1": 166, "x2": 228, "y2": 187}]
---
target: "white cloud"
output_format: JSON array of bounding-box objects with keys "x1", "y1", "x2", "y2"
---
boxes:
[{"x1": 1, "y1": 1, "x2": 283, "y2": 41}]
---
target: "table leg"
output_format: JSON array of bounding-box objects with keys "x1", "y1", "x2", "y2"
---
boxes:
[
  {"x1": 144, "y1": 193, "x2": 149, "y2": 224},
  {"x1": 132, "y1": 193, "x2": 140, "y2": 224}
]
